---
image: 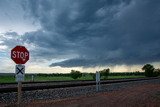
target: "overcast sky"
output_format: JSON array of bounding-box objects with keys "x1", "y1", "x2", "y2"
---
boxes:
[{"x1": 0, "y1": 0, "x2": 160, "y2": 73}]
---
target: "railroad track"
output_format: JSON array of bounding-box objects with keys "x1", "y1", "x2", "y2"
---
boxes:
[{"x1": 0, "y1": 77, "x2": 159, "y2": 93}]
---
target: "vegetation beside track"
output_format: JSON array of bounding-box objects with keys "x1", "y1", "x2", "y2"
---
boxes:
[
  {"x1": 1, "y1": 63, "x2": 160, "y2": 83},
  {"x1": 0, "y1": 74, "x2": 145, "y2": 83}
]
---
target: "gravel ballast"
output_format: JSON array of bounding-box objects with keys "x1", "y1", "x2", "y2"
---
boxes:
[{"x1": 0, "y1": 78, "x2": 160, "y2": 105}]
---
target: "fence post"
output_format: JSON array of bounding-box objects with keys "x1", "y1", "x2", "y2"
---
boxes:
[
  {"x1": 32, "y1": 75, "x2": 34, "y2": 82},
  {"x1": 96, "y1": 71, "x2": 100, "y2": 92}
]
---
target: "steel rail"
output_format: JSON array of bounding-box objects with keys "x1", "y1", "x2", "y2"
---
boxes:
[{"x1": 0, "y1": 77, "x2": 159, "y2": 93}]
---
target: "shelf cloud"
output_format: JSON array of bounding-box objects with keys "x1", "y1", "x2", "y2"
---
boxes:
[{"x1": 2, "y1": 0, "x2": 160, "y2": 68}]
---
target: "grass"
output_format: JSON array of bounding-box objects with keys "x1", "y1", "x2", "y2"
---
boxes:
[
  {"x1": 30, "y1": 76, "x2": 74, "y2": 81},
  {"x1": 107, "y1": 75, "x2": 145, "y2": 79},
  {"x1": 0, "y1": 76, "x2": 15, "y2": 83},
  {"x1": 0, "y1": 75, "x2": 145, "y2": 83}
]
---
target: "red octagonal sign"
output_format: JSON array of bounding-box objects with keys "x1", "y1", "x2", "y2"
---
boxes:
[{"x1": 11, "y1": 46, "x2": 29, "y2": 64}]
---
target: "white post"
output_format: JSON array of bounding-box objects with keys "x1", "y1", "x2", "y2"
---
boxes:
[
  {"x1": 15, "y1": 64, "x2": 25, "y2": 106},
  {"x1": 96, "y1": 71, "x2": 100, "y2": 92},
  {"x1": 32, "y1": 75, "x2": 34, "y2": 82}
]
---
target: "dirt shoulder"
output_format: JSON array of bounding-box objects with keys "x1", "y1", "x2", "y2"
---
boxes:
[{"x1": 19, "y1": 83, "x2": 160, "y2": 107}]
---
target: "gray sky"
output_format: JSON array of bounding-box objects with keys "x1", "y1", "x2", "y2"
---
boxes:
[{"x1": 0, "y1": 0, "x2": 160, "y2": 73}]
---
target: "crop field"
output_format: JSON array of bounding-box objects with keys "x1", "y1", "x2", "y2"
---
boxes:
[{"x1": 0, "y1": 75, "x2": 145, "y2": 83}]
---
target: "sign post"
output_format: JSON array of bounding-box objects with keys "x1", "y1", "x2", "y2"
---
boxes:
[
  {"x1": 15, "y1": 65, "x2": 25, "y2": 82},
  {"x1": 18, "y1": 81, "x2": 22, "y2": 105},
  {"x1": 96, "y1": 71, "x2": 100, "y2": 92},
  {"x1": 11, "y1": 46, "x2": 29, "y2": 105},
  {"x1": 15, "y1": 64, "x2": 25, "y2": 105}
]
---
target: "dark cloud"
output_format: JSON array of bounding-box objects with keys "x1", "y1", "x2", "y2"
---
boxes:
[
  {"x1": 0, "y1": 32, "x2": 23, "y2": 48},
  {"x1": 12, "y1": 0, "x2": 160, "y2": 67}
]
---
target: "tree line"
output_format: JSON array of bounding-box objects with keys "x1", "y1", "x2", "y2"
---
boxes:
[
  {"x1": 142, "y1": 64, "x2": 160, "y2": 77},
  {"x1": 34, "y1": 64, "x2": 160, "y2": 80}
]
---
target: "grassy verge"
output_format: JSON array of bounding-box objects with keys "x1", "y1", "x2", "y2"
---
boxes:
[
  {"x1": 0, "y1": 75, "x2": 145, "y2": 83},
  {"x1": 0, "y1": 76, "x2": 15, "y2": 83},
  {"x1": 107, "y1": 75, "x2": 145, "y2": 79}
]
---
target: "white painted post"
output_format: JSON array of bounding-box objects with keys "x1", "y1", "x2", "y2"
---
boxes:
[
  {"x1": 32, "y1": 75, "x2": 34, "y2": 82},
  {"x1": 15, "y1": 64, "x2": 25, "y2": 106},
  {"x1": 96, "y1": 71, "x2": 100, "y2": 92}
]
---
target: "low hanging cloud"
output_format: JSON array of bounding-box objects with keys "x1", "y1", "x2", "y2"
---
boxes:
[{"x1": 2, "y1": 0, "x2": 160, "y2": 67}]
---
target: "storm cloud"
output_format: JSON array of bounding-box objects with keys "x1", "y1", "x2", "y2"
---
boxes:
[{"x1": 5, "y1": 0, "x2": 160, "y2": 67}]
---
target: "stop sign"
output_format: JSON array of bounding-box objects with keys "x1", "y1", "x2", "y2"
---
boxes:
[{"x1": 11, "y1": 46, "x2": 29, "y2": 64}]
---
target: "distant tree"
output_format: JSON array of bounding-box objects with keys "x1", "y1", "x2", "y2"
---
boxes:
[
  {"x1": 70, "y1": 70, "x2": 82, "y2": 79},
  {"x1": 92, "y1": 73, "x2": 96, "y2": 80},
  {"x1": 153, "y1": 69, "x2": 160, "y2": 77},
  {"x1": 134, "y1": 71, "x2": 140, "y2": 76},
  {"x1": 100, "y1": 68, "x2": 110, "y2": 79},
  {"x1": 142, "y1": 64, "x2": 155, "y2": 77},
  {"x1": 134, "y1": 71, "x2": 145, "y2": 76}
]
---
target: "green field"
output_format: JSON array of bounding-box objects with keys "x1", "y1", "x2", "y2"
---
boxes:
[
  {"x1": 0, "y1": 75, "x2": 145, "y2": 83},
  {"x1": 107, "y1": 75, "x2": 144, "y2": 79}
]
